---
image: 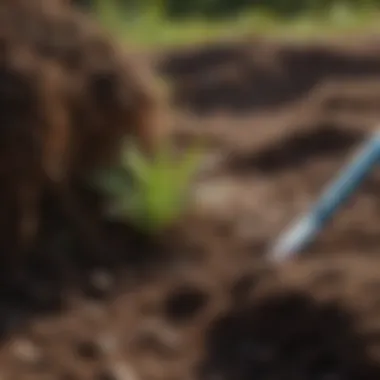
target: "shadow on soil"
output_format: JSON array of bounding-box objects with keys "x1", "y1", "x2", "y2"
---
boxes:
[
  {"x1": 158, "y1": 39, "x2": 380, "y2": 115},
  {"x1": 224, "y1": 122, "x2": 363, "y2": 175},
  {"x1": 0, "y1": 196, "x2": 173, "y2": 340},
  {"x1": 199, "y1": 291, "x2": 380, "y2": 379}
]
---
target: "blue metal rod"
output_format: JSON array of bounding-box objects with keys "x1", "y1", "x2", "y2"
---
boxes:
[{"x1": 269, "y1": 130, "x2": 380, "y2": 262}]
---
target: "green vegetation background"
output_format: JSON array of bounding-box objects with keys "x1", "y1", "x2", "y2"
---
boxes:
[
  {"x1": 75, "y1": 0, "x2": 379, "y2": 19},
  {"x1": 74, "y1": 0, "x2": 380, "y2": 45}
]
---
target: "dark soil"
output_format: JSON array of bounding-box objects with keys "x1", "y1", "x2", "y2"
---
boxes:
[{"x1": 3, "y1": 35, "x2": 380, "y2": 379}]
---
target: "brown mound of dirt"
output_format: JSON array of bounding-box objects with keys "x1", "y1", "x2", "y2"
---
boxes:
[
  {"x1": 0, "y1": 0, "x2": 169, "y2": 269},
  {"x1": 199, "y1": 255, "x2": 380, "y2": 380}
]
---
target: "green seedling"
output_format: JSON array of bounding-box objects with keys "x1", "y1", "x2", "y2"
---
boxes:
[{"x1": 92, "y1": 139, "x2": 202, "y2": 233}]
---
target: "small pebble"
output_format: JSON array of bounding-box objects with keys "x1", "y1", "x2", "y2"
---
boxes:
[
  {"x1": 91, "y1": 271, "x2": 114, "y2": 291},
  {"x1": 10, "y1": 339, "x2": 42, "y2": 364},
  {"x1": 97, "y1": 362, "x2": 138, "y2": 380},
  {"x1": 96, "y1": 333, "x2": 119, "y2": 355},
  {"x1": 86, "y1": 270, "x2": 115, "y2": 299},
  {"x1": 133, "y1": 319, "x2": 181, "y2": 357}
]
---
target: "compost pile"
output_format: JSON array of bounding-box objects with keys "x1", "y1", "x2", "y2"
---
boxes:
[{"x1": 2, "y1": 2, "x2": 380, "y2": 378}]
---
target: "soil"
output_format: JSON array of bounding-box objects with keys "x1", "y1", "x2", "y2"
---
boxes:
[{"x1": 3, "y1": 35, "x2": 380, "y2": 379}]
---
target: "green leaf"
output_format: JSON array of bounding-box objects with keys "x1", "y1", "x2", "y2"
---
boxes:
[
  {"x1": 122, "y1": 140, "x2": 151, "y2": 183},
  {"x1": 91, "y1": 137, "x2": 203, "y2": 233}
]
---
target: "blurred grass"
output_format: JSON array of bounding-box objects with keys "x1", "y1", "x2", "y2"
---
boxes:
[{"x1": 93, "y1": 0, "x2": 380, "y2": 47}]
